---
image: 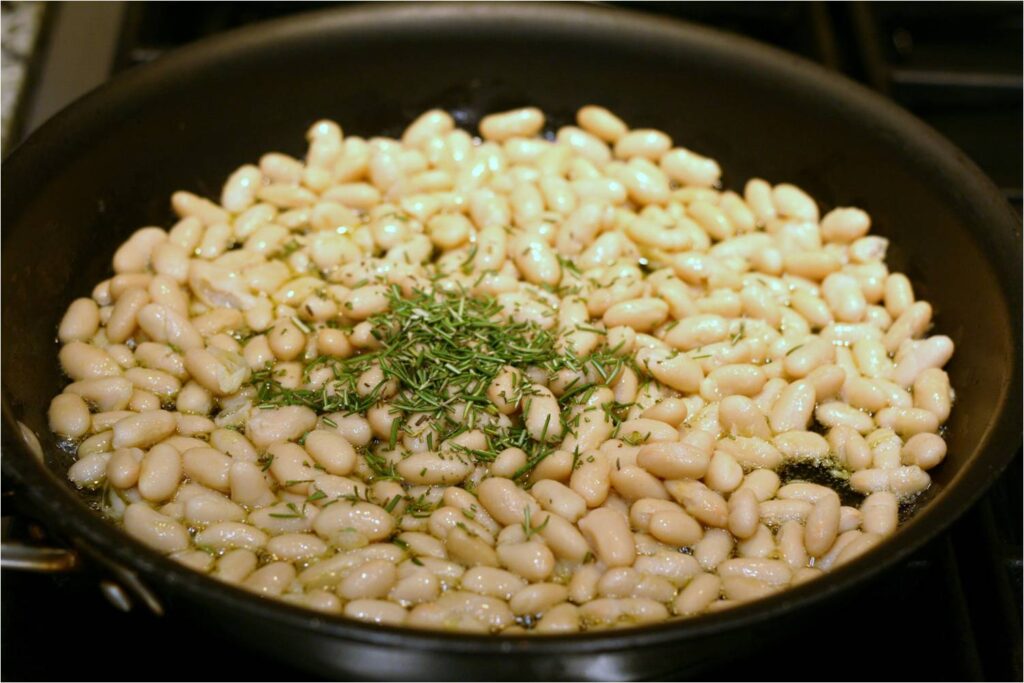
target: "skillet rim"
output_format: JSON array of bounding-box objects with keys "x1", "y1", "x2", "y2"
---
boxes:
[{"x1": 2, "y1": 0, "x2": 1021, "y2": 658}]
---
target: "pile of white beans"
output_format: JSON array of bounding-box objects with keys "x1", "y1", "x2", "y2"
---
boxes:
[{"x1": 49, "y1": 104, "x2": 955, "y2": 633}]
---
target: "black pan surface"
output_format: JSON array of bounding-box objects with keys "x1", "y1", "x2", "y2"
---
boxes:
[{"x1": 2, "y1": 4, "x2": 1020, "y2": 680}]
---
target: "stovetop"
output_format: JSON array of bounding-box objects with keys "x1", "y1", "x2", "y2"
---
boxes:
[{"x1": 2, "y1": 3, "x2": 1020, "y2": 681}]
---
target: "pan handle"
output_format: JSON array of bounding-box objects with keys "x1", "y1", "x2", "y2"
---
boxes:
[
  {"x1": 1, "y1": 511, "x2": 163, "y2": 615},
  {"x1": 1, "y1": 497, "x2": 81, "y2": 572},
  {"x1": 2, "y1": 423, "x2": 165, "y2": 614},
  {"x1": 0, "y1": 542, "x2": 79, "y2": 572}
]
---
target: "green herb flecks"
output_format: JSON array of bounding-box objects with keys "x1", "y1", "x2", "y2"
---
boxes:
[
  {"x1": 249, "y1": 285, "x2": 633, "y2": 480},
  {"x1": 521, "y1": 506, "x2": 550, "y2": 539}
]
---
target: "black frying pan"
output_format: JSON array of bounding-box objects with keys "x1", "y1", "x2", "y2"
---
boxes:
[{"x1": 2, "y1": 4, "x2": 1020, "y2": 680}]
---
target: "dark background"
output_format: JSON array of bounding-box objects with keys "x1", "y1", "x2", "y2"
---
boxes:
[{"x1": 2, "y1": 2, "x2": 1021, "y2": 681}]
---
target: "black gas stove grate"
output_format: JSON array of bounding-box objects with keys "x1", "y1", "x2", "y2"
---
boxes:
[{"x1": 2, "y1": 3, "x2": 1020, "y2": 681}]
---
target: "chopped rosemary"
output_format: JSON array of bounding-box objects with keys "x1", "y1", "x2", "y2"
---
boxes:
[
  {"x1": 521, "y1": 506, "x2": 550, "y2": 539},
  {"x1": 389, "y1": 417, "x2": 401, "y2": 450},
  {"x1": 403, "y1": 492, "x2": 438, "y2": 518},
  {"x1": 274, "y1": 238, "x2": 302, "y2": 259},
  {"x1": 621, "y1": 431, "x2": 651, "y2": 446},
  {"x1": 363, "y1": 451, "x2": 399, "y2": 481},
  {"x1": 730, "y1": 321, "x2": 747, "y2": 346},
  {"x1": 268, "y1": 502, "x2": 303, "y2": 519},
  {"x1": 248, "y1": 285, "x2": 633, "y2": 480}
]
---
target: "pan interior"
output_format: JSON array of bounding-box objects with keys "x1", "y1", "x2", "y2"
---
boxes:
[{"x1": 1, "y1": 2, "x2": 1019, "y2": 653}]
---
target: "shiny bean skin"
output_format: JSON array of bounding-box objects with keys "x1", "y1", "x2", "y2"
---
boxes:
[
  {"x1": 768, "y1": 380, "x2": 815, "y2": 434},
  {"x1": 137, "y1": 444, "x2": 183, "y2": 502},
  {"x1": 783, "y1": 338, "x2": 834, "y2": 379},
  {"x1": 569, "y1": 450, "x2": 612, "y2": 507},
  {"x1": 578, "y1": 508, "x2": 635, "y2": 567},
  {"x1": 828, "y1": 425, "x2": 873, "y2": 471},
  {"x1": 535, "y1": 513, "x2": 591, "y2": 563},
  {"x1": 462, "y1": 566, "x2": 527, "y2": 600},
  {"x1": 717, "y1": 436, "x2": 782, "y2": 470},
  {"x1": 195, "y1": 522, "x2": 268, "y2": 552},
  {"x1": 510, "y1": 583, "x2": 569, "y2": 616},
  {"x1": 496, "y1": 541, "x2": 555, "y2": 582},
  {"x1": 123, "y1": 503, "x2": 190, "y2": 553},
  {"x1": 60, "y1": 342, "x2": 122, "y2": 381},
  {"x1": 704, "y1": 451, "x2": 744, "y2": 493},
  {"x1": 902, "y1": 432, "x2": 948, "y2": 470},
  {"x1": 891, "y1": 336, "x2": 954, "y2": 388},
  {"x1": 577, "y1": 105, "x2": 628, "y2": 142},
  {"x1": 266, "y1": 533, "x2": 328, "y2": 562},
  {"x1": 804, "y1": 493, "x2": 841, "y2": 557},
  {"x1": 772, "y1": 183, "x2": 818, "y2": 221},
  {"x1": 532, "y1": 480, "x2": 588, "y2": 522},
  {"x1": 665, "y1": 480, "x2": 728, "y2": 528},
  {"x1": 480, "y1": 107, "x2": 545, "y2": 142},
  {"x1": 477, "y1": 478, "x2": 542, "y2": 527},
  {"x1": 815, "y1": 401, "x2": 875, "y2": 434},
  {"x1": 243, "y1": 562, "x2": 296, "y2": 597},
  {"x1": 345, "y1": 600, "x2": 407, "y2": 626},
  {"x1": 860, "y1": 491, "x2": 898, "y2": 536},
  {"x1": 727, "y1": 488, "x2": 760, "y2": 539},
  {"x1": 777, "y1": 520, "x2": 809, "y2": 569},
  {"x1": 314, "y1": 501, "x2": 395, "y2": 543},
  {"x1": 694, "y1": 529, "x2": 734, "y2": 571},
  {"x1": 649, "y1": 507, "x2": 703, "y2": 546},
  {"x1": 632, "y1": 552, "x2": 700, "y2": 589},
  {"x1": 390, "y1": 571, "x2": 442, "y2": 606},
  {"x1": 821, "y1": 207, "x2": 870, "y2": 243},
  {"x1": 68, "y1": 452, "x2": 111, "y2": 489},
  {"x1": 662, "y1": 148, "x2": 721, "y2": 188},
  {"x1": 182, "y1": 447, "x2": 232, "y2": 492},
  {"x1": 107, "y1": 448, "x2": 143, "y2": 489},
  {"x1": 59, "y1": 298, "x2": 101, "y2": 343},
  {"x1": 396, "y1": 451, "x2": 475, "y2": 486},
  {"x1": 876, "y1": 407, "x2": 940, "y2": 438},
  {"x1": 49, "y1": 393, "x2": 92, "y2": 438},
  {"x1": 615, "y1": 129, "x2": 671, "y2": 161},
  {"x1": 580, "y1": 597, "x2": 669, "y2": 626},
  {"x1": 739, "y1": 469, "x2": 781, "y2": 502},
  {"x1": 338, "y1": 560, "x2": 399, "y2": 600},
  {"x1": 610, "y1": 465, "x2": 668, "y2": 502},
  {"x1": 674, "y1": 573, "x2": 721, "y2": 616},
  {"x1": 112, "y1": 410, "x2": 177, "y2": 449},
  {"x1": 245, "y1": 405, "x2": 318, "y2": 450},
  {"x1": 833, "y1": 532, "x2": 882, "y2": 567},
  {"x1": 884, "y1": 302, "x2": 933, "y2": 354},
  {"x1": 839, "y1": 506, "x2": 862, "y2": 533},
  {"x1": 641, "y1": 398, "x2": 688, "y2": 426},
  {"x1": 490, "y1": 447, "x2": 528, "y2": 479},
  {"x1": 773, "y1": 430, "x2": 830, "y2": 462},
  {"x1": 913, "y1": 368, "x2": 953, "y2": 422},
  {"x1": 524, "y1": 386, "x2": 564, "y2": 443},
  {"x1": 759, "y1": 495, "x2": 815, "y2": 526},
  {"x1": 718, "y1": 558, "x2": 792, "y2": 585},
  {"x1": 636, "y1": 437, "x2": 711, "y2": 480}
]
